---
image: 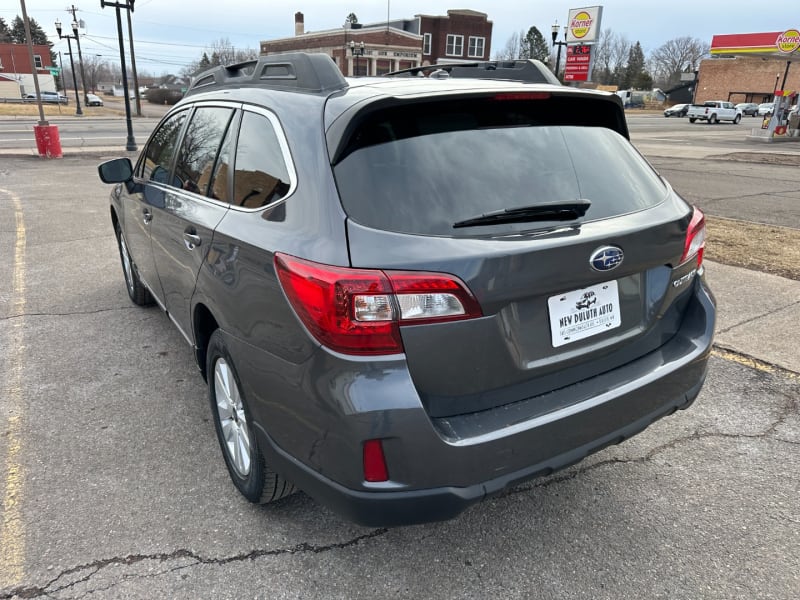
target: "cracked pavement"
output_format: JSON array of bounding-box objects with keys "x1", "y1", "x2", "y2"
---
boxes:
[{"x1": 1, "y1": 150, "x2": 799, "y2": 599}]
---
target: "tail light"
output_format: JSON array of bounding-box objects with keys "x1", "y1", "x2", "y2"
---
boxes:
[
  {"x1": 680, "y1": 207, "x2": 706, "y2": 267},
  {"x1": 274, "y1": 253, "x2": 482, "y2": 356},
  {"x1": 363, "y1": 439, "x2": 389, "y2": 482}
]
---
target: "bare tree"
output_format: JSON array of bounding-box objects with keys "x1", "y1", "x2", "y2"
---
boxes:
[
  {"x1": 494, "y1": 31, "x2": 522, "y2": 60},
  {"x1": 650, "y1": 36, "x2": 710, "y2": 88},
  {"x1": 81, "y1": 56, "x2": 113, "y2": 93},
  {"x1": 591, "y1": 29, "x2": 630, "y2": 86},
  {"x1": 181, "y1": 38, "x2": 259, "y2": 80}
]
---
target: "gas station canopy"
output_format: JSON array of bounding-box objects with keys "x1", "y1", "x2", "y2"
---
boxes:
[
  {"x1": 711, "y1": 29, "x2": 800, "y2": 60},
  {"x1": 710, "y1": 29, "x2": 800, "y2": 140}
]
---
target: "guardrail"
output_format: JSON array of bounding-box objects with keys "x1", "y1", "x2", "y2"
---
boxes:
[{"x1": 1, "y1": 97, "x2": 69, "y2": 105}]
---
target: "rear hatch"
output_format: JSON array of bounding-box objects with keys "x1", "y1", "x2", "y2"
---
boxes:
[{"x1": 330, "y1": 91, "x2": 698, "y2": 418}]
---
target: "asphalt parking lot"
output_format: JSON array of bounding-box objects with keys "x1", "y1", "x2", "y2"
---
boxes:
[{"x1": 0, "y1": 136, "x2": 799, "y2": 598}]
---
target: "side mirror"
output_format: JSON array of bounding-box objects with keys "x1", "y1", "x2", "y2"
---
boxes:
[{"x1": 98, "y1": 157, "x2": 133, "y2": 184}]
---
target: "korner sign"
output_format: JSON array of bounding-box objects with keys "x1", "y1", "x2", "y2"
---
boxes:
[
  {"x1": 711, "y1": 29, "x2": 800, "y2": 57},
  {"x1": 566, "y1": 6, "x2": 603, "y2": 44}
]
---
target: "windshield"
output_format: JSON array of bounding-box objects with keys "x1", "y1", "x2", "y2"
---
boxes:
[{"x1": 333, "y1": 100, "x2": 666, "y2": 237}]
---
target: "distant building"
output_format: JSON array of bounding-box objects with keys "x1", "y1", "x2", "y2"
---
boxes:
[
  {"x1": 417, "y1": 9, "x2": 493, "y2": 66},
  {"x1": 260, "y1": 12, "x2": 422, "y2": 76},
  {"x1": 694, "y1": 56, "x2": 800, "y2": 104},
  {"x1": 0, "y1": 42, "x2": 56, "y2": 97}
]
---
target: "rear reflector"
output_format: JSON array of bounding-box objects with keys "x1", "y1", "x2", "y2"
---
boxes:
[
  {"x1": 363, "y1": 439, "x2": 389, "y2": 482},
  {"x1": 274, "y1": 253, "x2": 482, "y2": 356},
  {"x1": 680, "y1": 207, "x2": 706, "y2": 267}
]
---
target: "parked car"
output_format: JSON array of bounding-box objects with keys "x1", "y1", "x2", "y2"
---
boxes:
[
  {"x1": 86, "y1": 93, "x2": 104, "y2": 107},
  {"x1": 23, "y1": 91, "x2": 68, "y2": 104},
  {"x1": 97, "y1": 54, "x2": 715, "y2": 527},
  {"x1": 735, "y1": 102, "x2": 759, "y2": 116},
  {"x1": 663, "y1": 103, "x2": 689, "y2": 117},
  {"x1": 757, "y1": 102, "x2": 774, "y2": 117},
  {"x1": 687, "y1": 100, "x2": 742, "y2": 124}
]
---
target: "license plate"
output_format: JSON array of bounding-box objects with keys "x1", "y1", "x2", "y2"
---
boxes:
[{"x1": 548, "y1": 280, "x2": 621, "y2": 347}]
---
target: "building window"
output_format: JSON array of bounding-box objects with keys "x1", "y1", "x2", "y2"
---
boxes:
[
  {"x1": 423, "y1": 33, "x2": 432, "y2": 55},
  {"x1": 446, "y1": 34, "x2": 463, "y2": 57},
  {"x1": 468, "y1": 37, "x2": 485, "y2": 58},
  {"x1": 34, "y1": 55, "x2": 43, "y2": 69}
]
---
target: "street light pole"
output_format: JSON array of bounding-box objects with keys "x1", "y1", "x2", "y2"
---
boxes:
[
  {"x1": 100, "y1": 0, "x2": 137, "y2": 151},
  {"x1": 551, "y1": 22, "x2": 568, "y2": 79},
  {"x1": 55, "y1": 19, "x2": 83, "y2": 115},
  {"x1": 350, "y1": 40, "x2": 365, "y2": 76}
]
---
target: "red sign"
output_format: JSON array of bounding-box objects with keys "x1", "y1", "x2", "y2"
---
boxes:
[
  {"x1": 563, "y1": 45, "x2": 592, "y2": 82},
  {"x1": 711, "y1": 29, "x2": 800, "y2": 56}
]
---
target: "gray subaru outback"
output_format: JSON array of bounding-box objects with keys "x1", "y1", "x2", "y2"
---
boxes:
[{"x1": 98, "y1": 54, "x2": 715, "y2": 526}]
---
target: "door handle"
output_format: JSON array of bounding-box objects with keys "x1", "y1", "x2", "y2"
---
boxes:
[
  {"x1": 142, "y1": 208, "x2": 152, "y2": 224},
  {"x1": 183, "y1": 231, "x2": 202, "y2": 250}
]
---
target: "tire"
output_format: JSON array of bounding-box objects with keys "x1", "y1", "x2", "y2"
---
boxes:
[
  {"x1": 689, "y1": 117, "x2": 697, "y2": 123},
  {"x1": 733, "y1": 114, "x2": 741, "y2": 124},
  {"x1": 207, "y1": 329, "x2": 295, "y2": 504},
  {"x1": 115, "y1": 222, "x2": 153, "y2": 306},
  {"x1": 709, "y1": 114, "x2": 717, "y2": 124}
]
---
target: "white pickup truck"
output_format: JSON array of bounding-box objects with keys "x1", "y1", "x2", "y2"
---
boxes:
[{"x1": 687, "y1": 101, "x2": 742, "y2": 124}]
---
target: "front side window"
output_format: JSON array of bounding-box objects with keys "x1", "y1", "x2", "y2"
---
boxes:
[
  {"x1": 173, "y1": 106, "x2": 235, "y2": 197},
  {"x1": 232, "y1": 111, "x2": 292, "y2": 208},
  {"x1": 423, "y1": 33, "x2": 432, "y2": 55},
  {"x1": 468, "y1": 36, "x2": 485, "y2": 58},
  {"x1": 446, "y1": 34, "x2": 463, "y2": 56},
  {"x1": 141, "y1": 110, "x2": 188, "y2": 183}
]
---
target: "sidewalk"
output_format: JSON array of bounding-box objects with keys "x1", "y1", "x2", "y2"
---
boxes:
[{"x1": 704, "y1": 260, "x2": 800, "y2": 374}]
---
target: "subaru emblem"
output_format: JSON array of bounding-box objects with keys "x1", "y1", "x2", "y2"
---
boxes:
[{"x1": 590, "y1": 246, "x2": 624, "y2": 272}]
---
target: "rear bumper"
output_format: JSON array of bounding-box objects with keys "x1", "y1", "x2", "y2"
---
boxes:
[
  {"x1": 251, "y1": 278, "x2": 716, "y2": 527},
  {"x1": 257, "y1": 369, "x2": 706, "y2": 527}
]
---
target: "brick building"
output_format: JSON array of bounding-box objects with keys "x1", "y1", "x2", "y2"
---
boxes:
[
  {"x1": 261, "y1": 12, "x2": 422, "y2": 76},
  {"x1": 0, "y1": 42, "x2": 57, "y2": 97},
  {"x1": 418, "y1": 9, "x2": 492, "y2": 65},
  {"x1": 694, "y1": 56, "x2": 800, "y2": 104}
]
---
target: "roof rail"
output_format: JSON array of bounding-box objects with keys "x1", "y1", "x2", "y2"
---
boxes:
[
  {"x1": 385, "y1": 59, "x2": 561, "y2": 86},
  {"x1": 185, "y1": 52, "x2": 348, "y2": 97}
]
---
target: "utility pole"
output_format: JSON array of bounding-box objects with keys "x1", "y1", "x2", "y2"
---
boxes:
[
  {"x1": 21, "y1": 0, "x2": 63, "y2": 157},
  {"x1": 100, "y1": 0, "x2": 137, "y2": 151},
  {"x1": 125, "y1": 7, "x2": 141, "y2": 116},
  {"x1": 66, "y1": 5, "x2": 89, "y2": 105}
]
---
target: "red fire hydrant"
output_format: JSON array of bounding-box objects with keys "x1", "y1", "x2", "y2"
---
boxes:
[{"x1": 33, "y1": 124, "x2": 63, "y2": 158}]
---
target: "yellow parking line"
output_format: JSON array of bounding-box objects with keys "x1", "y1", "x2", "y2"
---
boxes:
[
  {"x1": 712, "y1": 348, "x2": 799, "y2": 381},
  {"x1": 0, "y1": 189, "x2": 26, "y2": 587}
]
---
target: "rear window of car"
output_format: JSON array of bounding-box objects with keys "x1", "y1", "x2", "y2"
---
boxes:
[{"x1": 332, "y1": 98, "x2": 667, "y2": 236}]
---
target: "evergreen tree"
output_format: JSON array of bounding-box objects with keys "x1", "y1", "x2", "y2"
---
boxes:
[
  {"x1": 11, "y1": 15, "x2": 50, "y2": 45},
  {"x1": 520, "y1": 26, "x2": 551, "y2": 62},
  {"x1": 623, "y1": 41, "x2": 646, "y2": 89},
  {"x1": 0, "y1": 17, "x2": 12, "y2": 43},
  {"x1": 199, "y1": 52, "x2": 211, "y2": 69}
]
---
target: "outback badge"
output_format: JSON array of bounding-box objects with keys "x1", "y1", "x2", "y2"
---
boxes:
[{"x1": 589, "y1": 246, "x2": 624, "y2": 272}]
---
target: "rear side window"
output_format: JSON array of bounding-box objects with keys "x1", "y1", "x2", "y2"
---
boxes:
[
  {"x1": 232, "y1": 111, "x2": 292, "y2": 208},
  {"x1": 173, "y1": 106, "x2": 235, "y2": 197},
  {"x1": 333, "y1": 98, "x2": 667, "y2": 236},
  {"x1": 141, "y1": 110, "x2": 187, "y2": 183}
]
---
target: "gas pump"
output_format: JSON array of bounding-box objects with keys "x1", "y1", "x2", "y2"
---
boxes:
[{"x1": 762, "y1": 90, "x2": 798, "y2": 137}]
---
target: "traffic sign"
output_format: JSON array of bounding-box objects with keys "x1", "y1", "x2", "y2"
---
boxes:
[{"x1": 48, "y1": 67, "x2": 61, "y2": 76}]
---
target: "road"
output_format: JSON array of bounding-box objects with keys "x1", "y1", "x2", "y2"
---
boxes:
[{"x1": 0, "y1": 121, "x2": 798, "y2": 599}]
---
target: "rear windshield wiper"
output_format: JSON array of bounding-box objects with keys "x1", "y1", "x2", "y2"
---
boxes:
[{"x1": 452, "y1": 199, "x2": 591, "y2": 229}]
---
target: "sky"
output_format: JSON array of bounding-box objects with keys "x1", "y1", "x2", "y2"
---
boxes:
[{"x1": 3, "y1": 1, "x2": 798, "y2": 75}]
